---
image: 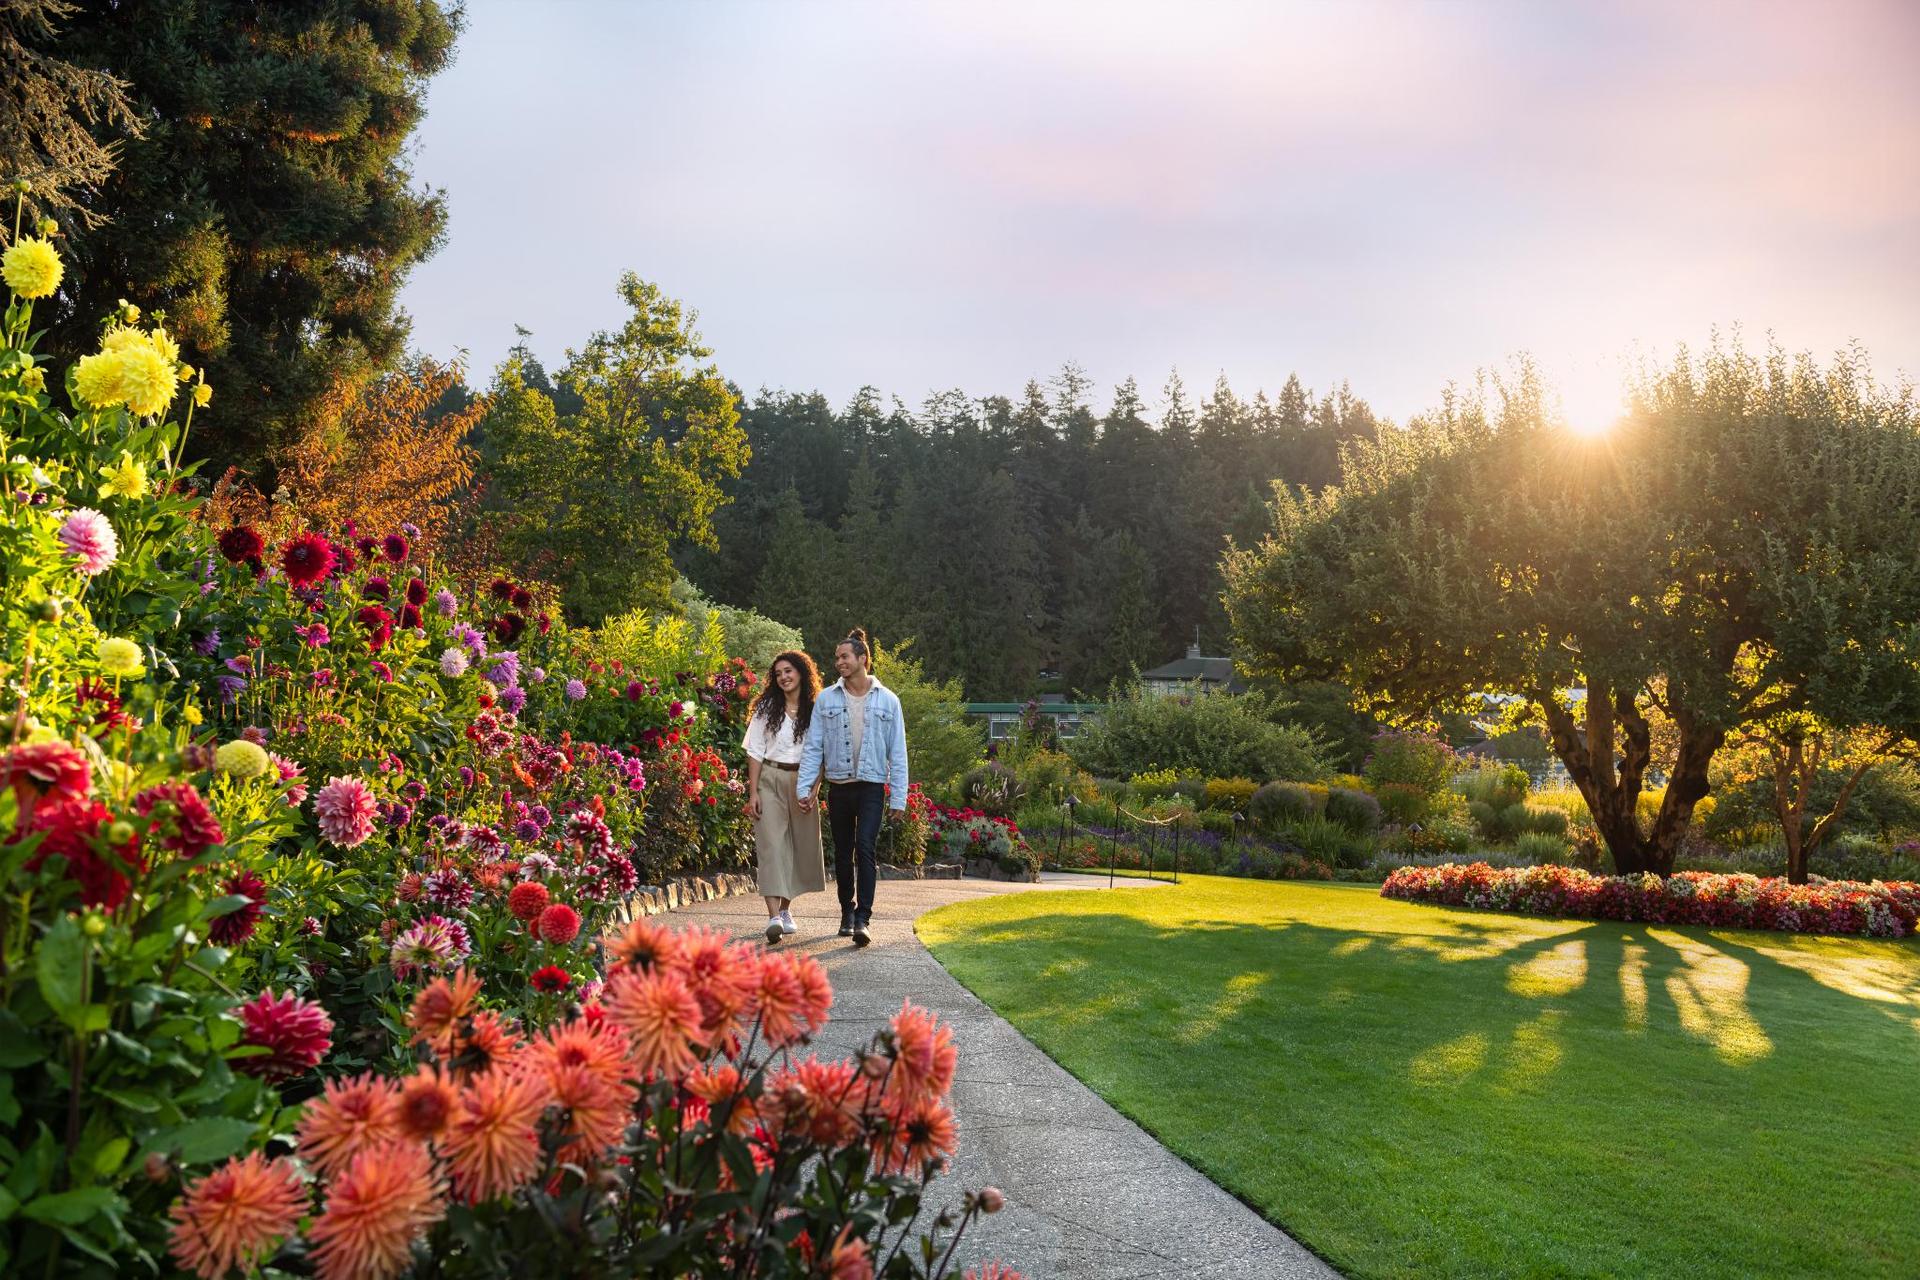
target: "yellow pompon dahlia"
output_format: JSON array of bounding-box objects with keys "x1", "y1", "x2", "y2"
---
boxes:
[
  {"x1": 99, "y1": 451, "x2": 149, "y2": 500},
  {"x1": 215, "y1": 739, "x2": 271, "y2": 780},
  {"x1": 101, "y1": 325, "x2": 148, "y2": 354},
  {"x1": 120, "y1": 342, "x2": 178, "y2": 417},
  {"x1": 73, "y1": 351, "x2": 127, "y2": 408},
  {"x1": 98, "y1": 636, "x2": 145, "y2": 678},
  {"x1": 1, "y1": 237, "x2": 63, "y2": 299}
]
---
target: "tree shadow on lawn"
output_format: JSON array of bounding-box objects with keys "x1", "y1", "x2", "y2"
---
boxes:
[{"x1": 929, "y1": 900, "x2": 1920, "y2": 1278}]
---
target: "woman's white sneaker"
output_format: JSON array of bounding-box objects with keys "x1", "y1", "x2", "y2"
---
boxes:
[
  {"x1": 764, "y1": 917, "x2": 784, "y2": 944},
  {"x1": 778, "y1": 910, "x2": 797, "y2": 935}
]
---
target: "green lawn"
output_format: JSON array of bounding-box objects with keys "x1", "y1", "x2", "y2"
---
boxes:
[{"x1": 918, "y1": 876, "x2": 1920, "y2": 1279}]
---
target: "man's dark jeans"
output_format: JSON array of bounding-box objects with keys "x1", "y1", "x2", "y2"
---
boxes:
[{"x1": 827, "y1": 780, "x2": 884, "y2": 924}]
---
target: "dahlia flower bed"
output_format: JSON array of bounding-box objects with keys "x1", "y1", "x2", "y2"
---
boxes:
[
  {"x1": 1380, "y1": 861, "x2": 1920, "y2": 938},
  {"x1": 0, "y1": 205, "x2": 1015, "y2": 1277}
]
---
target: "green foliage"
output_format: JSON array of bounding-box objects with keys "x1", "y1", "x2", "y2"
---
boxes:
[
  {"x1": 38, "y1": 0, "x2": 462, "y2": 471},
  {"x1": 671, "y1": 576, "x2": 803, "y2": 674},
  {"x1": 1361, "y1": 731, "x2": 1458, "y2": 797},
  {"x1": 957, "y1": 762, "x2": 1024, "y2": 818},
  {"x1": 1455, "y1": 762, "x2": 1530, "y2": 809},
  {"x1": 1127, "y1": 768, "x2": 1182, "y2": 802},
  {"x1": 1324, "y1": 786, "x2": 1383, "y2": 834},
  {"x1": 480, "y1": 276, "x2": 750, "y2": 625},
  {"x1": 1071, "y1": 687, "x2": 1329, "y2": 783},
  {"x1": 1249, "y1": 781, "x2": 1321, "y2": 831},
  {"x1": 1285, "y1": 815, "x2": 1377, "y2": 868},
  {"x1": 1512, "y1": 831, "x2": 1573, "y2": 863},
  {"x1": 1374, "y1": 783, "x2": 1428, "y2": 825},
  {"x1": 875, "y1": 638, "x2": 982, "y2": 791}
]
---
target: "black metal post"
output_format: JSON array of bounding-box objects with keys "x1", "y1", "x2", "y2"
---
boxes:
[
  {"x1": 1109, "y1": 802, "x2": 1121, "y2": 889},
  {"x1": 1170, "y1": 820, "x2": 1183, "y2": 885}
]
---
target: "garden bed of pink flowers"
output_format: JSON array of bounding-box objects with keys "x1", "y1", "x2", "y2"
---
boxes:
[{"x1": 1381, "y1": 862, "x2": 1920, "y2": 938}]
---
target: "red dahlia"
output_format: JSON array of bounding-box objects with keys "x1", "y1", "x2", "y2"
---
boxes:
[
  {"x1": 210, "y1": 870, "x2": 267, "y2": 944},
  {"x1": 382, "y1": 533, "x2": 410, "y2": 563},
  {"x1": 507, "y1": 880, "x2": 549, "y2": 921},
  {"x1": 361, "y1": 575, "x2": 390, "y2": 601},
  {"x1": 1, "y1": 739, "x2": 92, "y2": 811},
  {"x1": 488, "y1": 577, "x2": 515, "y2": 602},
  {"x1": 280, "y1": 533, "x2": 337, "y2": 588},
  {"x1": 354, "y1": 604, "x2": 395, "y2": 652},
  {"x1": 404, "y1": 577, "x2": 429, "y2": 606},
  {"x1": 21, "y1": 799, "x2": 141, "y2": 909},
  {"x1": 530, "y1": 965, "x2": 571, "y2": 993},
  {"x1": 534, "y1": 902, "x2": 581, "y2": 945},
  {"x1": 491, "y1": 612, "x2": 526, "y2": 644},
  {"x1": 235, "y1": 989, "x2": 333, "y2": 1081},
  {"x1": 398, "y1": 604, "x2": 422, "y2": 630},
  {"x1": 132, "y1": 780, "x2": 225, "y2": 858},
  {"x1": 509, "y1": 586, "x2": 533, "y2": 610},
  {"x1": 216, "y1": 524, "x2": 266, "y2": 565}
]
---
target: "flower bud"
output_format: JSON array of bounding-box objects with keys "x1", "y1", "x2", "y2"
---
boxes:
[
  {"x1": 107, "y1": 820, "x2": 135, "y2": 845},
  {"x1": 82, "y1": 912, "x2": 106, "y2": 937},
  {"x1": 978, "y1": 1186, "x2": 1006, "y2": 1214},
  {"x1": 11, "y1": 177, "x2": 30, "y2": 194},
  {"x1": 31, "y1": 597, "x2": 61, "y2": 623},
  {"x1": 144, "y1": 1152, "x2": 173, "y2": 1183},
  {"x1": 37, "y1": 217, "x2": 56, "y2": 236}
]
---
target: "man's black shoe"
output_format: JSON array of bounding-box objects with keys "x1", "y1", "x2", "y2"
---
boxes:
[
  {"x1": 851, "y1": 919, "x2": 871, "y2": 948},
  {"x1": 838, "y1": 911, "x2": 854, "y2": 937}
]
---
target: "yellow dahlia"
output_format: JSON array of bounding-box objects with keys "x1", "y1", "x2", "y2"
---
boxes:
[
  {"x1": 215, "y1": 739, "x2": 271, "y2": 780},
  {"x1": 97, "y1": 636, "x2": 144, "y2": 678},
  {"x1": 149, "y1": 325, "x2": 181, "y2": 365},
  {"x1": 2, "y1": 237, "x2": 62, "y2": 299},
  {"x1": 119, "y1": 341, "x2": 178, "y2": 417},
  {"x1": 73, "y1": 351, "x2": 127, "y2": 408},
  {"x1": 99, "y1": 451, "x2": 149, "y2": 500},
  {"x1": 194, "y1": 381, "x2": 214, "y2": 407}
]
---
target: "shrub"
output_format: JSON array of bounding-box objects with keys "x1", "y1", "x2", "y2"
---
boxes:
[
  {"x1": 878, "y1": 782, "x2": 934, "y2": 865},
  {"x1": 1455, "y1": 761, "x2": 1530, "y2": 809},
  {"x1": 1070, "y1": 686, "x2": 1331, "y2": 782},
  {"x1": 1512, "y1": 831, "x2": 1571, "y2": 863},
  {"x1": 1382, "y1": 862, "x2": 1920, "y2": 938},
  {"x1": 957, "y1": 762, "x2": 1025, "y2": 818},
  {"x1": 1014, "y1": 747, "x2": 1079, "y2": 803},
  {"x1": 1362, "y1": 729, "x2": 1457, "y2": 796},
  {"x1": 1325, "y1": 786, "x2": 1383, "y2": 834},
  {"x1": 1197, "y1": 809, "x2": 1237, "y2": 837},
  {"x1": 1203, "y1": 777, "x2": 1260, "y2": 811},
  {"x1": 1128, "y1": 767, "x2": 1181, "y2": 802},
  {"x1": 1521, "y1": 805, "x2": 1570, "y2": 837},
  {"x1": 1250, "y1": 780, "x2": 1321, "y2": 831},
  {"x1": 1171, "y1": 776, "x2": 1206, "y2": 805},
  {"x1": 1376, "y1": 782, "x2": 1428, "y2": 824}
]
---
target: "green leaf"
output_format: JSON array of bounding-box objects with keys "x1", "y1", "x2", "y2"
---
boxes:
[
  {"x1": 97, "y1": 1088, "x2": 159, "y2": 1114},
  {"x1": 0, "y1": 1010, "x2": 48, "y2": 1068},
  {"x1": 20, "y1": 1186, "x2": 119, "y2": 1226},
  {"x1": 36, "y1": 915, "x2": 86, "y2": 1029},
  {"x1": 149, "y1": 1117, "x2": 256, "y2": 1164},
  {"x1": 90, "y1": 1137, "x2": 130, "y2": 1178},
  {"x1": 0, "y1": 1184, "x2": 18, "y2": 1221}
]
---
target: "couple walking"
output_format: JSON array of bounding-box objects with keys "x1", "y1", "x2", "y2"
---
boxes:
[{"x1": 741, "y1": 628, "x2": 908, "y2": 948}]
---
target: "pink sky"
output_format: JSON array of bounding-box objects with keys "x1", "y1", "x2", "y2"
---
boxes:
[{"x1": 401, "y1": 0, "x2": 1920, "y2": 427}]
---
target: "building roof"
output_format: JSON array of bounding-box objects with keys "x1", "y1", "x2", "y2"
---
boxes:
[{"x1": 1139, "y1": 655, "x2": 1237, "y2": 684}]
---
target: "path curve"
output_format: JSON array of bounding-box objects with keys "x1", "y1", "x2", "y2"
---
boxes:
[{"x1": 674, "y1": 873, "x2": 1338, "y2": 1280}]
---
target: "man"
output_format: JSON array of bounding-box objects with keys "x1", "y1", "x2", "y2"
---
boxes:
[{"x1": 797, "y1": 628, "x2": 907, "y2": 947}]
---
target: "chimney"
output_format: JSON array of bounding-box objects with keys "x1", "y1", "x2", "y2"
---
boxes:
[{"x1": 1188, "y1": 627, "x2": 1202, "y2": 660}]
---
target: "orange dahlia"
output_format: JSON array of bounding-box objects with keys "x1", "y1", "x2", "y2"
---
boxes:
[
  {"x1": 524, "y1": 1015, "x2": 630, "y2": 1091},
  {"x1": 297, "y1": 1073, "x2": 404, "y2": 1179},
  {"x1": 539, "y1": 1060, "x2": 632, "y2": 1168},
  {"x1": 876, "y1": 1094, "x2": 958, "y2": 1174},
  {"x1": 395, "y1": 1064, "x2": 461, "y2": 1142},
  {"x1": 827, "y1": 1226, "x2": 874, "y2": 1280},
  {"x1": 307, "y1": 1141, "x2": 445, "y2": 1280},
  {"x1": 442, "y1": 1067, "x2": 549, "y2": 1204},
  {"x1": 606, "y1": 913, "x2": 680, "y2": 972},
  {"x1": 602, "y1": 964, "x2": 704, "y2": 1076},
  {"x1": 685, "y1": 1062, "x2": 757, "y2": 1134},
  {"x1": 167, "y1": 1151, "x2": 306, "y2": 1280},
  {"x1": 671, "y1": 924, "x2": 752, "y2": 1040},
  {"x1": 764, "y1": 1056, "x2": 863, "y2": 1149},
  {"x1": 406, "y1": 967, "x2": 482, "y2": 1054},
  {"x1": 884, "y1": 1001, "x2": 957, "y2": 1105}
]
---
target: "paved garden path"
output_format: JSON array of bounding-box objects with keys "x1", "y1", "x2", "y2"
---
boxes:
[{"x1": 675, "y1": 874, "x2": 1338, "y2": 1280}]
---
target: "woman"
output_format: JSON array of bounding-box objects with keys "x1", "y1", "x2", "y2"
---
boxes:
[{"x1": 744, "y1": 650, "x2": 827, "y2": 943}]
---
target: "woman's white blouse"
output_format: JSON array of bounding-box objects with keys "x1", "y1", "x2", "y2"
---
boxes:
[{"x1": 742, "y1": 712, "x2": 806, "y2": 764}]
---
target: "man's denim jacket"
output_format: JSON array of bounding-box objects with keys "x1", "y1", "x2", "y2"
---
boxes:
[{"x1": 797, "y1": 678, "x2": 908, "y2": 810}]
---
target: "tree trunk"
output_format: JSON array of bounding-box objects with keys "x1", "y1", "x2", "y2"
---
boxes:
[{"x1": 1532, "y1": 684, "x2": 1722, "y2": 877}]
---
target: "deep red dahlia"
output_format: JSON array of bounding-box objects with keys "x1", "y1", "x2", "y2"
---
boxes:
[
  {"x1": 216, "y1": 524, "x2": 266, "y2": 565},
  {"x1": 354, "y1": 604, "x2": 394, "y2": 652},
  {"x1": 489, "y1": 577, "x2": 515, "y2": 602},
  {"x1": 361, "y1": 575, "x2": 391, "y2": 601},
  {"x1": 235, "y1": 989, "x2": 333, "y2": 1081},
  {"x1": 405, "y1": 577, "x2": 429, "y2": 606},
  {"x1": 382, "y1": 533, "x2": 410, "y2": 563},
  {"x1": 398, "y1": 604, "x2": 422, "y2": 630},
  {"x1": 530, "y1": 965, "x2": 571, "y2": 993},
  {"x1": 210, "y1": 870, "x2": 267, "y2": 944},
  {"x1": 509, "y1": 586, "x2": 533, "y2": 610},
  {"x1": 132, "y1": 780, "x2": 225, "y2": 858},
  {"x1": 280, "y1": 532, "x2": 337, "y2": 588},
  {"x1": 491, "y1": 612, "x2": 526, "y2": 645}
]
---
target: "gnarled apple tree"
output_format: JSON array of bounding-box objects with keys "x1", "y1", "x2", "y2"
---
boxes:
[{"x1": 1224, "y1": 344, "x2": 1920, "y2": 875}]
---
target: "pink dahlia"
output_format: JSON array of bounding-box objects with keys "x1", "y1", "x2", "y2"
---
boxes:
[
  {"x1": 1, "y1": 740, "x2": 92, "y2": 812},
  {"x1": 269, "y1": 753, "x2": 307, "y2": 807},
  {"x1": 236, "y1": 989, "x2": 334, "y2": 1081},
  {"x1": 280, "y1": 532, "x2": 336, "y2": 588},
  {"x1": 58, "y1": 507, "x2": 118, "y2": 575},
  {"x1": 313, "y1": 776, "x2": 377, "y2": 848}
]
